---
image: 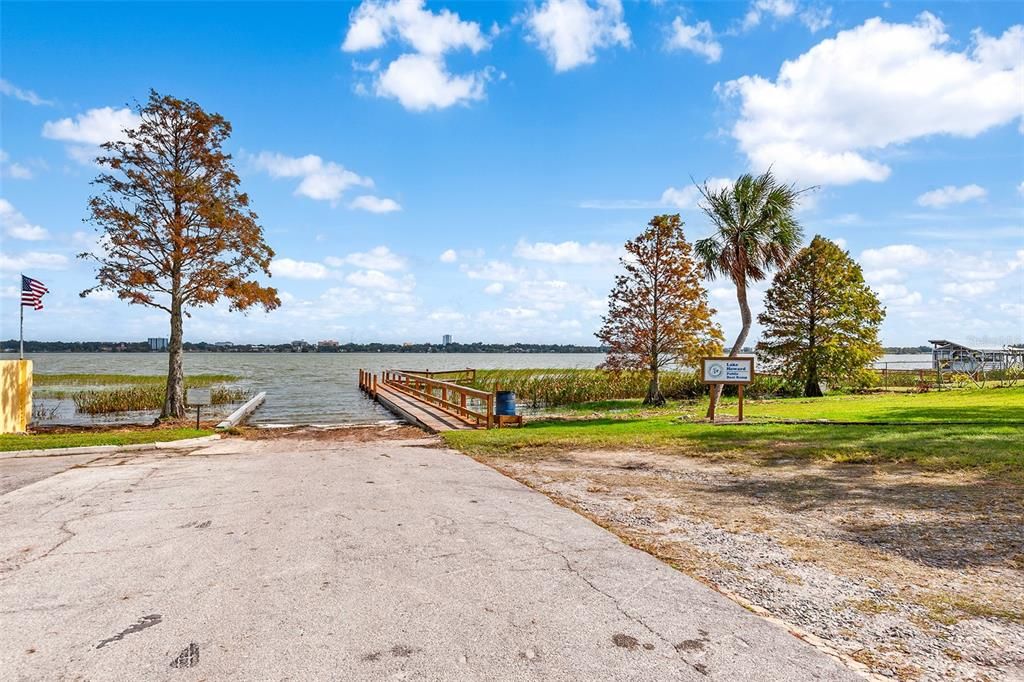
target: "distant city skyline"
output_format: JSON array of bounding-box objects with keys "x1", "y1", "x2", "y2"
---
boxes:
[{"x1": 1, "y1": 1, "x2": 1021, "y2": 346}]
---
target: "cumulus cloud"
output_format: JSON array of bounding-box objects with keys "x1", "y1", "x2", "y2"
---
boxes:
[
  {"x1": 41, "y1": 106, "x2": 141, "y2": 164},
  {"x1": 524, "y1": 0, "x2": 631, "y2": 72},
  {"x1": 514, "y1": 239, "x2": 618, "y2": 264},
  {"x1": 327, "y1": 246, "x2": 407, "y2": 271},
  {"x1": 661, "y1": 178, "x2": 732, "y2": 208},
  {"x1": 439, "y1": 249, "x2": 458, "y2": 263},
  {"x1": 860, "y1": 244, "x2": 931, "y2": 269},
  {"x1": 484, "y1": 282, "x2": 504, "y2": 294},
  {"x1": 874, "y1": 283, "x2": 922, "y2": 307},
  {"x1": 667, "y1": 17, "x2": 722, "y2": 63},
  {"x1": 720, "y1": 15, "x2": 1024, "y2": 185},
  {"x1": 373, "y1": 53, "x2": 487, "y2": 111},
  {"x1": 345, "y1": 269, "x2": 414, "y2": 291},
  {"x1": 916, "y1": 184, "x2": 987, "y2": 208},
  {"x1": 0, "y1": 251, "x2": 68, "y2": 272},
  {"x1": 250, "y1": 152, "x2": 388, "y2": 205},
  {"x1": 0, "y1": 78, "x2": 53, "y2": 106},
  {"x1": 461, "y1": 260, "x2": 527, "y2": 282},
  {"x1": 271, "y1": 258, "x2": 333, "y2": 280},
  {"x1": 940, "y1": 280, "x2": 998, "y2": 298},
  {"x1": 342, "y1": 0, "x2": 492, "y2": 111},
  {"x1": 349, "y1": 195, "x2": 402, "y2": 213},
  {"x1": 0, "y1": 199, "x2": 49, "y2": 241},
  {"x1": 0, "y1": 150, "x2": 33, "y2": 179},
  {"x1": 741, "y1": 0, "x2": 797, "y2": 31}
]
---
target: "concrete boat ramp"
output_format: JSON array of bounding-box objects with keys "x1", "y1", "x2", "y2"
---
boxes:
[{"x1": 0, "y1": 434, "x2": 858, "y2": 680}]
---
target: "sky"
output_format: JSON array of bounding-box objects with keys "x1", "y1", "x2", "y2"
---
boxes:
[{"x1": 1, "y1": 0, "x2": 1022, "y2": 347}]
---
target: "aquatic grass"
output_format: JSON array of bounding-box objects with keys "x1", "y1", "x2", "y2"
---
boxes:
[
  {"x1": 35, "y1": 373, "x2": 237, "y2": 386},
  {"x1": 467, "y1": 369, "x2": 797, "y2": 407},
  {"x1": 71, "y1": 384, "x2": 250, "y2": 414}
]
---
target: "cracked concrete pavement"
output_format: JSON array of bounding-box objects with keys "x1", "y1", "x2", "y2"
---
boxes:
[{"x1": 0, "y1": 436, "x2": 859, "y2": 680}]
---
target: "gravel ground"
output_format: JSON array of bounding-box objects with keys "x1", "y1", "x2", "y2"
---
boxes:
[{"x1": 473, "y1": 450, "x2": 1024, "y2": 681}]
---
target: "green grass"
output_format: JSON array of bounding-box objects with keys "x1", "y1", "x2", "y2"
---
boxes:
[
  {"x1": 35, "y1": 373, "x2": 237, "y2": 386},
  {"x1": 443, "y1": 387, "x2": 1024, "y2": 476},
  {"x1": 0, "y1": 428, "x2": 214, "y2": 452}
]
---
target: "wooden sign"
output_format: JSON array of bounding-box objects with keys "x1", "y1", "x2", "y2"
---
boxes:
[
  {"x1": 701, "y1": 357, "x2": 754, "y2": 385},
  {"x1": 701, "y1": 357, "x2": 755, "y2": 423},
  {"x1": 187, "y1": 388, "x2": 212, "y2": 406}
]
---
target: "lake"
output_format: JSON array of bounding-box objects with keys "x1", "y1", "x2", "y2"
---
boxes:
[{"x1": 21, "y1": 352, "x2": 934, "y2": 426}]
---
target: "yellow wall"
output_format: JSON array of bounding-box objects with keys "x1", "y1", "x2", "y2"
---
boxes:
[{"x1": 0, "y1": 360, "x2": 32, "y2": 434}]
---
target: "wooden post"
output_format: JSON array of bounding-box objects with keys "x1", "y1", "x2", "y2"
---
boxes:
[
  {"x1": 708, "y1": 384, "x2": 718, "y2": 423},
  {"x1": 372, "y1": 374, "x2": 378, "y2": 397},
  {"x1": 737, "y1": 385, "x2": 744, "y2": 422},
  {"x1": 486, "y1": 393, "x2": 494, "y2": 429}
]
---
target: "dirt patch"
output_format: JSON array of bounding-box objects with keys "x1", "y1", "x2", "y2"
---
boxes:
[
  {"x1": 471, "y1": 449, "x2": 1024, "y2": 681},
  {"x1": 240, "y1": 425, "x2": 429, "y2": 443}
]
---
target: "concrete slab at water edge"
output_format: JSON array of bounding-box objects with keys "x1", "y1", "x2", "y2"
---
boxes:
[{"x1": 0, "y1": 438, "x2": 858, "y2": 681}]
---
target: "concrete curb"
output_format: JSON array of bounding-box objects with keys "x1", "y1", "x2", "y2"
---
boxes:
[
  {"x1": 0, "y1": 434, "x2": 222, "y2": 459},
  {"x1": 217, "y1": 392, "x2": 266, "y2": 429}
]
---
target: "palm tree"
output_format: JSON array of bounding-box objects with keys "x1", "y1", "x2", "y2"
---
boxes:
[{"x1": 695, "y1": 170, "x2": 809, "y2": 416}]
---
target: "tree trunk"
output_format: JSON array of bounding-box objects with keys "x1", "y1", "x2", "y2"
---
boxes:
[
  {"x1": 804, "y1": 373, "x2": 823, "y2": 398},
  {"x1": 162, "y1": 300, "x2": 185, "y2": 419},
  {"x1": 644, "y1": 367, "x2": 665, "y2": 406},
  {"x1": 707, "y1": 278, "x2": 752, "y2": 417}
]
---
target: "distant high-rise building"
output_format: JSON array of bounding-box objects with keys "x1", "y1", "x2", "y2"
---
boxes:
[
  {"x1": 148, "y1": 337, "x2": 168, "y2": 351},
  {"x1": 443, "y1": 334, "x2": 453, "y2": 346}
]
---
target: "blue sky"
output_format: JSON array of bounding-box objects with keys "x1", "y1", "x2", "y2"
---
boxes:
[{"x1": 1, "y1": 0, "x2": 1021, "y2": 346}]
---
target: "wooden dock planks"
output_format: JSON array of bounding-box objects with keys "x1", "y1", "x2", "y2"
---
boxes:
[{"x1": 373, "y1": 383, "x2": 475, "y2": 432}]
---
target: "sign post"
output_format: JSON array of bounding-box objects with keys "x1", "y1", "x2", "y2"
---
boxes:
[
  {"x1": 701, "y1": 357, "x2": 755, "y2": 423},
  {"x1": 187, "y1": 388, "x2": 212, "y2": 430}
]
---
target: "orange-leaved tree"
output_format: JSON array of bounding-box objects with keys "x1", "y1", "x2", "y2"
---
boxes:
[
  {"x1": 598, "y1": 214, "x2": 723, "y2": 406},
  {"x1": 81, "y1": 91, "x2": 280, "y2": 419}
]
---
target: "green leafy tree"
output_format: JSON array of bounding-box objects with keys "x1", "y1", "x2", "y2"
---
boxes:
[
  {"x1": 82, "y1": 91, "x2": 280, "y2": 419},
  {"x1": 695, "y1": 170, "x2": 808, "y2": 414},
  {"x1": 756, "y1": 236, "x2": 885, "y2": 397},
  {"x1": 598, "y1": 214, "x2": 723, "y2": 406}
]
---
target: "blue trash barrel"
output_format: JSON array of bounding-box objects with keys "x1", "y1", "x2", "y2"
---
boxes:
[{"x1": 495, "y1": 391, "x2": 517, "y2": 416}]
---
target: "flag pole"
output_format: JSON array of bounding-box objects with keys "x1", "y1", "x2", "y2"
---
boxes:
[{"x1": 19, "y1": 273, "x2": 25, "y2": 360}]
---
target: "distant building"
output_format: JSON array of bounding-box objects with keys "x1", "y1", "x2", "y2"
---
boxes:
[
  {"x1": 318, "y1": 340, "x2": 339, "y2": 350},
  {"x1": 443, "y1": 334, "x2": 453, "y2": 346},
  {"x1": 929, "y1": 339, "x2": 1024, "y2": 374},
  {"x1": 148, "y1": 337, "x2": 168, "y2": 351}
]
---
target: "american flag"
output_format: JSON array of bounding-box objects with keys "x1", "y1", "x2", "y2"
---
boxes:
[{"x1": 21, "y1": 275, "x2": 48, "y2": 310}]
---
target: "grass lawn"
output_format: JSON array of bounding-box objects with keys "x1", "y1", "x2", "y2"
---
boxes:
[
  {"x1": 0, "y1": 428, "x2": 214, "y2": 452},
  {"x1": 443, "y1": 387, "x2": 1024, "y2": 476}
]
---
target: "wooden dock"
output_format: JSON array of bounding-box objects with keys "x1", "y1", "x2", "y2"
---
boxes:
[{"x1": 358, "y1": 369, "x2": 520, "y2": 433}]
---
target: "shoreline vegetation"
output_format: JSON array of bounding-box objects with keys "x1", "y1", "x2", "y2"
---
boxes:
[
  {"x1": 34, "y1": 373, "x2": 247, "y2": 415},
  {"x1": 4, "y1": 340, "x2": 934, "y2": 354}
]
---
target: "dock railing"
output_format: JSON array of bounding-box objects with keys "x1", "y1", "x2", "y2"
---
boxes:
[{"x1": 359, "y1": 368, "x2": 493, "y2": 428}]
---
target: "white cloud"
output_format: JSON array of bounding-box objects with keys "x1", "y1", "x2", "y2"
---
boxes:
[
  {"x1": 342, "y1": 0, "x2": 492, "y2": 111},
  {"x1": 270, "y1": 258, "x2": 332, "y2": 280},
  {"x1": 427, "y1": 308, "x2": 465, "y2": 321},
  {"x1": 0, "y1": 78, "x2": 53, "y2": 106},
  {"x1": 1019, "y1": 181, "x2": 1024, "y2": 195},
  {"x1": 484, "y1": 282, "x2": 504, "y2": 294},
  {"x1": 524, "y1": 0, "x2": 631, "y2": 72},
  {"x1": 327, "y1": 246, "x2": 407, "y2": 271},
  {"x1": 860, "y1": 244, "x2": 930, "y2": 269},
  {"x1": 742, "y1": 0, "x2": 797, "y2": 31},
  {"x1": 42, "y1": 106, "x2": 141, "y2": 165},
  {"x1": 799, "y1": 6, "x2": 832, "y2": 33},
  {"x1": 349, "y1": 195, "x2": 402, "y2": 213},
  {"x1": 863, "y1": 268, "x2": 904, "y2": 284},
  {"x1": 0, "y1": 251, "x2": 68, "y2": 272},
  {"x1": 374, "y1": 54, "x2": 487, "y2": 111},
  {"x1": 874, "y1": 283, "x2": 922, "y2": 307},
  {"x1": 0, "y1": 150, "x2": 33, "y2": 179},
  {"x1": 661, "y1": 177, "x2": 732, "y2": 208},
  {"x1": 250, "y1": 152, "x2": 375, "y2": 204},
  {"x1": 666, "y1": 17, "x2": 722, "y2": 63},
  {"x1": 940, "y1": 280, "x2": 998, "y2": 298},
  {"x1": 439, "y1": 249, "x2": 458, "y2": 263},
  {"x1": 720, "y1": 15, "x2": 1024, "y2": 185},
  {"x1": 342, "y1": 0, "x2": 488, "y2": 55},
  {"x1": 0, "y1": 199, "x2": 49, "y2": 241},
  {"x1": 916, "y1": 184, "x2": 987, "y2": 208},
  {"x1": 514, "y1": 239, "x2": 618, "y2": 264},
  {"x1": 461, "y1": 260, "x2": 526, "y2": 282},
  {"x1": 345, "y1": 269, "x2": 414, "y2": 291},
  {"x1": 42, "y1": 107, "x2": 139, "y2": 145}
]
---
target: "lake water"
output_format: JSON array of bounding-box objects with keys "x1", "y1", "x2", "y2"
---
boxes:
[{"x1": 21, "y1": 352, "x2": 934, "y2": 426}]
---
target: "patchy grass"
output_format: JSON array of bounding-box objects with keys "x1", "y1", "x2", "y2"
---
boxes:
[
  {"x1": 0, "y1": 428, "x2": 213, "y2": 452},
  {"x1": 444, "y1": 387, "x2": 1024, "y2": 476}
]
